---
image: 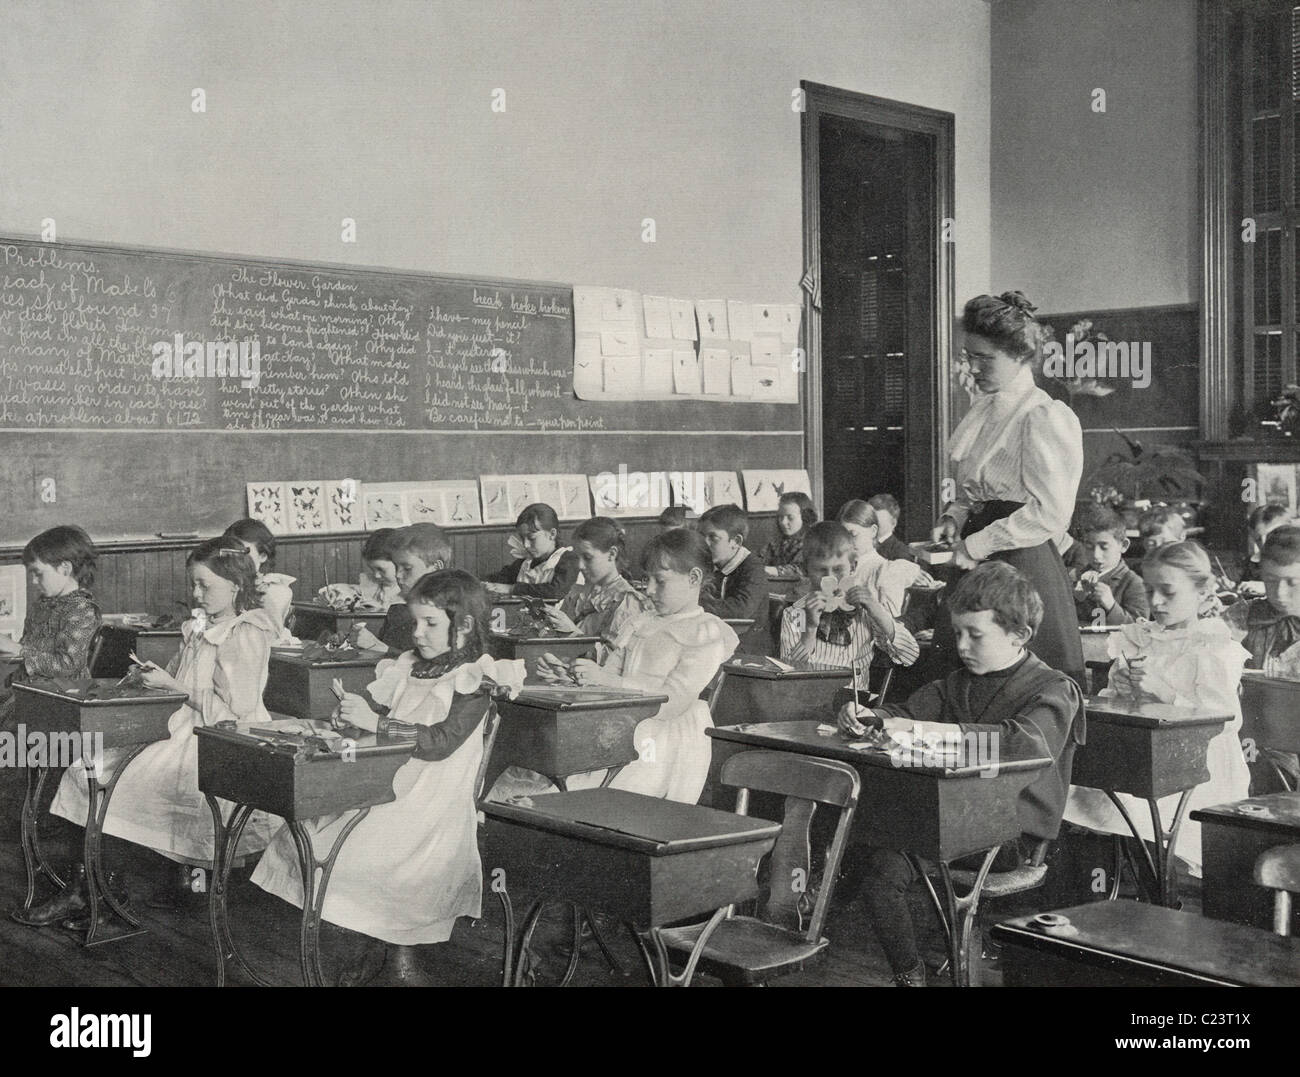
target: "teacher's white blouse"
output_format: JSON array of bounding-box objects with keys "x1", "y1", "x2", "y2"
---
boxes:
[{"x1": 942, "y1": 364, "x2": 1083, "y2": 561}]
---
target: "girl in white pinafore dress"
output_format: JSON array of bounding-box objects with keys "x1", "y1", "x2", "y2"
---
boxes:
[
  {"x1": 1063, "y1": 541, "x2": 1251, "y2": 875},
  {"x1": 50, "y1": 540, "x2": 279, "y2": 863},
  {"x1": 485, "y1": 502, "x2": 581, "y2": 602},
  {"x1": 251, "y1": 569, "x2": 524, "y2": 982},
  {"x1": 496, "y1": 529, "x2": 738, "y2": 805},
  {"x1": 223, "y1": 517, "x2": 297, "y2": 641}
]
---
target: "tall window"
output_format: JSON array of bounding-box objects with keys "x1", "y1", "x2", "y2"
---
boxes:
[{"x1": 1237, "y1": 3, "x2": 1300, "y2": 423}]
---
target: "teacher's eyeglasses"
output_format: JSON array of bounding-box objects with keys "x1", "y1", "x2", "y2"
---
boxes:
[{"x1": 959, "y1": 348, "x2": 999, "y2": 369}]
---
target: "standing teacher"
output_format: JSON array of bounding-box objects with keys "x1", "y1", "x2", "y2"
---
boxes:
[{"x1": 931, "y1": 291, "x2": 1086, "y2": 690}]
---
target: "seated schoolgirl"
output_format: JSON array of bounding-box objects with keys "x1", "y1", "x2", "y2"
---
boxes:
[
  {"x1": 486, "y1": 503, "x2": 580, "y2": 601},
  {"x1": 15, "y1": 541, "x2": 279, "y2": 925},
  {"x1": 495, "y1": 529, "x2": 738, "y2": 804},
  {"x1": 540, "y1": 516, "x2": 652, "y2": 639},
  {"x1": 1064, "y1": 541, "x2": 1250, "y2": 877},
  {"x1": 222, "y1": 518, "x2": 296, "y2": 638},
  {"x1": 251, "y1": 569, "x2": 525, "y2": 986},
  {"x1": 761, "y1": 491, "x2": 816, "y2": 576}
]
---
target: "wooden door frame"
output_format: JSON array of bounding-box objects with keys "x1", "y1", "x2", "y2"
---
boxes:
[{"x1": 799, "y1": 81, "x2": 956, "y2": 526}]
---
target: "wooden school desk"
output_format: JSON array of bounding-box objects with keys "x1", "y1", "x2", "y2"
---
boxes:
[
  {"x1": 288, "y1": 601, "x2": 387, "y2": 641},
  {"x1": 707, "y1": 721, "x2": 1050, "y2": 986},
  {"x1": 992, "y1": 901, "x2": 1300, "y2": 986},
  {"x1": 487, "y1": 633, "x2": 600, "y2": 664},
  {"x1": 1071, "y1": 696, "x2": 1232, "y2": 908},
  {"x1": 11, "y1": 678, "x2": 189, "y2": 945},
  {"x1": 709, "y1": 656, "x2": 852, "y2": 727},
  {"x1": 480, "y1": 788, "x2": 781, "y2": 987},
  {"x1": 1192, "y1": 792, "x2": 1300, "y2": 933},
  {"x1": 92, "y1": 619, "x2": 184, "y2": 678},
  {"x1": 262, "y1": 648, "x2": 382, "y2": 722},
  {"x1": 480, "y1": 685, "x2": 669, "y2": 797},
  {"x1": 1240, "y1": 671, "x2": 1300, "y2": 785},
  {"x1": 195, "y1": 722, "x2": 414, "y2": 987},
  {"x1": 764, "y1": 569, "x2": 803, "y2": 600}
]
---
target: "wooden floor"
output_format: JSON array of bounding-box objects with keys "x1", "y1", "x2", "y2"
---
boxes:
[{"x1": 0, "y1": 829, "x2": 1198, "y2": 988}]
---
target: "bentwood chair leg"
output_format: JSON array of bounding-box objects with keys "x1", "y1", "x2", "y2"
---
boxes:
[{"x1": 646, "y1": 906, "x2": 729, "y2": 987}]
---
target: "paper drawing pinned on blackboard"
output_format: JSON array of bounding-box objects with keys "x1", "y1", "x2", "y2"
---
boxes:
[
  {"x1": 247, "y1": 483, "x2": 289, "y2": 535},
  {"x1": 560, "y1": 476, "x2": 589, "y2": 520},
  {"x1": 406, "y1": 489, "x2": 446, "y2": 526}
]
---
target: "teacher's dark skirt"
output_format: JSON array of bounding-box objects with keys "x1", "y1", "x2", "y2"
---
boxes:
[{"x1": 929, "y1": 506, "x2": 1086, "y2": 694}]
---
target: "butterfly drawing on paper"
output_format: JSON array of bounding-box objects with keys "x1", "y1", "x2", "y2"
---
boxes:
[{"x1": 251, "y1": 486, "x2": 283, "y2": 517}]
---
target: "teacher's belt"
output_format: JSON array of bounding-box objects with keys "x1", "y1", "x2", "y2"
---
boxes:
[{"x1": 962, "y1": 500, "x2": 1023, "y2": 539}]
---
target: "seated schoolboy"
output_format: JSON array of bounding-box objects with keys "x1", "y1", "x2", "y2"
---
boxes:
[
  {"x1": 780, "y1": 522, "x2": 919, "y2": 672},
  {"x1": 1137, "y1": 506, "x2": 1186, "y2": 554},
  {"x1": 1225, "y1": 525, "x2": 1300, "y2": 786},
  {"x1": 355, "y1": 523, "x2": 451, "y2": 657},
  {"x1": 868, "y1": 493, "x2": 920, "y2": 564},
  {"x1": 761, "y1": 491, "x2": 815, "y2": 576},
  {"x1": 1239, "y1": 504, "x2": 1291, "y2": 594},
  {"x1": 1069, "y1": 503, "x2": 1149, "y2": 625},
  {"x1": 839, "y1": 562, "x2": 1083, "y2": 986},
  {"x1": 698, "y1": 504, "x2": 768, "y2": 649}
]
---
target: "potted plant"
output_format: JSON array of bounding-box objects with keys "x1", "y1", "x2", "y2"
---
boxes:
[{"x1": 1084, "y1": 429, "x2": 1207, "y2": 528}]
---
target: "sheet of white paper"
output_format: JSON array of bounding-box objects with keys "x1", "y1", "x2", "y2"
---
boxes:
[
  {"x1": 701, "y1": 348, "x2": 731, "y2": 394},
  {"x1": 696, "y1": 300, "x2": 728, "y2": 340},
  {"x1": 643, "y1": 295, "x2": 673, "y2": 339},
  {"x1": 643, "y1": 348, "x2": 674, "y2": 395},
  {"x1": 604, "y1": 354, "x2": 642, "y2": 395},
  {"x1": 600, "y1": 328, "x2": 639, "y2": 356},
  {"x1": 730, "y1": 354, "x2": 754, "y2": 397},
  {"x1": 750, "y1": 364, "x2": 780, "y2": 399},
  {"x1": 573, "y1": 336, "x2": 604, "y2": 397},
  {"x1": 602, "y1": 289, "x2": 638, "y2": 322},
  {"x1": 751, "y1": 334, "x2": 782, "y2": 369},
  {"x1": 670, "y1": 299, "x2": 698, "y2": 341},
  {"x1": 673, "y1": 349, "x2": 701, "y2": 394},
  {"x1": 752, "y1": 303, "x2": 779, "y2": 336},
  {"x1": 0, "y1": 565, "x2": 25, "y2": 640},
  {"x1": 573, "y1": 286, "x2": 610, "y2": 334},
  {"x1": 779, "y1": 303, "x2": 802, "y2": 344},
  {"x1": 727, "y1": 300, "x2": 754, "y2": 342}
]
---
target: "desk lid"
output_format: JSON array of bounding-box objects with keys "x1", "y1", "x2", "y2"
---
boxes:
[
  {"x1": 1190, "y1": 791, "x2": 1300, "y2": 832},
  {"x1": 724, "y1": 654, "x2": 852, "y2": 680},
  {"x1": 291, "y1": 600, "x2": 386, "y2": 615},
  {"x1": 490, "y1": 632, "x2": 601, "y2": 645},
  {"x1": 1084, "y1": 696, "x2": 1231, "y2": 728},
  {"x1": 1241, "y1": 670, "x2": 1300, "y2": 695},
  {"x1": 993, "y1": 902, "x2": 1300, "y2": 986},
  {"x1": 269, "y1": 647, "x2": 383, "y2": 669},
  {"x1": 504, "y1": 686, "x2": 669, "y2": 712},
  {"x1": 193, "y1": 721, "x2": 412, "y2": 760},
  {"x1": 14, "y1": 678, "x2": 188, "y2": 706},
  {"x1": 707, "y1": 720, "x2": 1051, "y2": 778},
  {"x1": 482, "y1": 788, "x2": 780, "y2": 854}
]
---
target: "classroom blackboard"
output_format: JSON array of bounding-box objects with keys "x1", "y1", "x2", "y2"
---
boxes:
[{"x1": 0, "y1": 238, "x2": 802, "y2": 543}]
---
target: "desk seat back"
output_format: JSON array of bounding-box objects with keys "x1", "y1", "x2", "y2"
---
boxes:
[{"x1": 721, "y1": 750, "x2": 860, "y2": 942}]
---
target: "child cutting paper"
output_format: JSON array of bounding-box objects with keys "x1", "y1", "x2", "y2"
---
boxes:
[
  {"x1": 494, "y1": 529, "x2": 738, "y2": 804},
  {"x1": 839, "y1": 562, "x2": 1082, "y2": 986},
  {"x1": 1064, "y1": 540, "x2": 1251, "y2": 877},
  {"x1": 779, "y1": 522, "x2": 919, "y2": 675},
  {"x1": 251, "y1": 569, "x2": 524, "y2": 986}
]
